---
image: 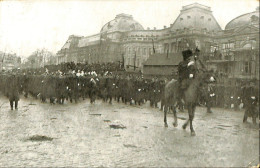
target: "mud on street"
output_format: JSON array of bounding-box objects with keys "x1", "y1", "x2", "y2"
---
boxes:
[{"x1": 0, "y1": 97, "x2": 259, "y2": 167}]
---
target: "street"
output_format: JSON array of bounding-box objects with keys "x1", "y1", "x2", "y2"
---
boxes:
[{"x1": 0, "y1": 96, "x2": 259, "y2": 167}]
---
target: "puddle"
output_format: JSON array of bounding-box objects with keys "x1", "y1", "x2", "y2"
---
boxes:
[
  {"x1": 89, "y1": 113, "x2": 102, "y2": 116},
  {"x1": 123, "y1": 144, "x2": 137, "y2": 148},
  {"x1": 217, "y1": 124, "x2": 232, "y2": 128},
  {"x1": 25, "y1": 135, "x2": 54, "y2": 142}
]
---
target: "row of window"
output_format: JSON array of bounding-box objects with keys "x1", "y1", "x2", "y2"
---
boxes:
[
  {"x1": 180, "y1": 16, "x2": 211, "y2": 21},
  {"x1": 124, "y1": 37, "x2": 158, "y2": 41},
  {"x1": 124, "y1": 47, "x2": 154, "y2": 55},
  {"x1": 125, "y1": 58, "x2": 143, "y2": 67}
]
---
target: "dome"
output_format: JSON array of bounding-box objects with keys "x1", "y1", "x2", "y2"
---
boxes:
[
  {"x1": 225, "y1": 8, "x2": 259, "y2": 30},
  {"x1": 100, "y1": 14, "x2": 144, "y2": 33},
  {"x1": 171, "y1": 3, "x2": 222, "y2": 32}
]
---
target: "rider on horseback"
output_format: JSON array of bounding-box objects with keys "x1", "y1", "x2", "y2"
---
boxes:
[{"x1": 178, "y1": 49, "x2": 196, "y2": 103}]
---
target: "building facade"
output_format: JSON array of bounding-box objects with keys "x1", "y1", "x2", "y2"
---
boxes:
[
  {"x1": 0, "y1": 52, "x2": 21, "y2": 71},
  {"x1": 56, "y1": 3, "x2": 259, "y2": 80}
]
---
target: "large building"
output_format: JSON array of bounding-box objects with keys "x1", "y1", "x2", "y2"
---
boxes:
[
  {"x1": 0, "y1": 52, "x2": 21, "y2": 71},
  {"x1": 56, "y1": 3, "x2": 259, "y2": 80}
]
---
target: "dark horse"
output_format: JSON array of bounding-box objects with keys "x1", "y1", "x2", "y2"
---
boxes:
[{"x1": 164, "y1": 59, "x2": 213, "y2": 136}]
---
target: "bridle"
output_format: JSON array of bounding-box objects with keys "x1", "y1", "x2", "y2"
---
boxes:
[{"x1": 194, "y1": 56, "x2": 207, "y2": 73}]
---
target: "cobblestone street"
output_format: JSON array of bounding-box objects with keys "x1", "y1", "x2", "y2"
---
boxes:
[{"x1": 0, "y1": 97, "x2": 259, "y2": 167}]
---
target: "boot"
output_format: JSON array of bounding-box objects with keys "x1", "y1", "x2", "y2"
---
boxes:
[
  {"x1": 10, "y1": 101, "x2": 13, "y2": 110},
  {"x1": 15, "y1": 101, "x2": 18, "y2": 110}
]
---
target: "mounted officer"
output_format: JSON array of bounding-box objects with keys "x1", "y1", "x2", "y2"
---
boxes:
[{"x1": 177, "y1": 49, "x2": 196, "y2": 103}]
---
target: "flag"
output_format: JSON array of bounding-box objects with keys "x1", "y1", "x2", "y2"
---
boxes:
[{"x1": 152, "y1": 39, "x2": 156, "y2": 54}]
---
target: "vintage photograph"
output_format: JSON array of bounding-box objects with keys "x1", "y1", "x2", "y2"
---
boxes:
[{"x1": 0, "y1": 0, "x2": 259, "y2": 167}]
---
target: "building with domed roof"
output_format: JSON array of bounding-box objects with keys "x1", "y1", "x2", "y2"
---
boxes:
[
  {"x1": 206, "y1": 6, "x2": 259, "y2": 82},
  {"x1": 56, "y1": 3, "x2": 259, "y2": 81},
  {"x1": 170, "y1": 3, "x2": 222, "y2": 32},
  {"x1": 100, "y1": 14, "x2": 144, "y2": 33}
]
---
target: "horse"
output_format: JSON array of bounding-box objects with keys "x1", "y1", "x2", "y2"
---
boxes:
[{"x1": 163, "y1": 58, "x2": 214, "y2": 136}]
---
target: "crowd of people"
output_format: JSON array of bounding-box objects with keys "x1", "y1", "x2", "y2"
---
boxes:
[{"x1": 0, "y1": 61, "x2": 258, "y2": 114}]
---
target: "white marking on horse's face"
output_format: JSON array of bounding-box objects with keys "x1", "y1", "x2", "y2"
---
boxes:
[{"x1": 251, "y1": 96, "x2": 256, "y2": 99}]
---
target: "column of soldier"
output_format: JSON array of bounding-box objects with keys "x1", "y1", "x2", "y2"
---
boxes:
[
  {"x1": 0, "y1": 61, "x2": 258, "y2": 111},
  {"x1": 0, "y1": 62, "x2": 166, "y2": 110}
]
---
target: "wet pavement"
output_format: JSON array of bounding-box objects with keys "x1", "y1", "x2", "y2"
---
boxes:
[{"x1": 0, "y1": 96, "x2": 259, "y2": 167}]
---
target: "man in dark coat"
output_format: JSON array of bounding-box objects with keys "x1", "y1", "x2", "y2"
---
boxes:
[
  {"x1": 177, "y1": 49, "x2": 196, "y2": 102},
  {"x1": 7, "y1": 74, "x2": 20, "y2": 110}
]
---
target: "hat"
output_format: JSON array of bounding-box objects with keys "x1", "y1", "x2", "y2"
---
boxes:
[{"x1": 182, "y1": 49, "x2": 193, "y2": 60}]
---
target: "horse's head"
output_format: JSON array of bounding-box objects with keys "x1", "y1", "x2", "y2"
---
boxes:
[{"x1": 197, "y1": 70, "x2": 216, "y2": 85}]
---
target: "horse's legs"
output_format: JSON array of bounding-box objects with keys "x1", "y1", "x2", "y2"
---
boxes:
[
  {"x1": 182, "y1": 119, "x2": 189, "y2": 129},
  {"x1": 172, "y1": 101, "x2": 178, "y2": 127},
  {"x1": 189, "y1": 104, "x2": 196, "y2": 136},
  {"x1": 172, "y1": 105, "x2": 178, "y2": 127},
  {"x1": 243, "y1": 110, "x2": 248, "y2": 123},
  {"x1": 182, "y1": 103, "x2": 190, "y2": 130},
  {"x1": 164, "y1": 104, "x2": 168, "y2": 127}
]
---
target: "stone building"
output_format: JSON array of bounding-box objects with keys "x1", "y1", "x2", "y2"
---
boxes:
[
  {"x1": 207, "y1": 6, "x2": 259, "y2": 81},
  {"x1": 56, "y1": 3, "x2": 259, "y2": 80}
]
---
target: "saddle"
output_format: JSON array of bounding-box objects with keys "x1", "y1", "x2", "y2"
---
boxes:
[{"x1": 180, "y1": 79, "x2": 191, "y2": 90}]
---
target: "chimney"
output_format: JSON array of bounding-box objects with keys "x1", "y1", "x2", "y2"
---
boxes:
[
  {"x1": 154, "y1": 27, "x2": 156, "y2": 30},
  {"x1": 147, "y1": 27, "x2": 150, "y2": 30},
  {"x1": 164, "y1": 25, "x2": 167, "y2": 29}
]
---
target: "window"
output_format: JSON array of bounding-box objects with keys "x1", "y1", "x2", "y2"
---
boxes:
[
  {"x1": 244, "y1": 61, "x2": 252, "y2": 74},
  {"x1": 208, "y1": 18, "x2": 211, "y2": 21},
  {"x1": 143, "y1": 48, "x2": 147, "y2": 55},
  {"x1": 180, "y1": 18, "x2": 183, "y2": 21},
  {"x1": 200, "y1": 16, "x2": 204, "y2": 19},
  {"x1": 187, "y1": 16, "x2": 191, "y2": 19},
  {"x1": 149, "y1": 48, "x2": 152, "y2": 54},
  {"x1": 137, "y1": 48, "x2": 141, "y2": 55}
]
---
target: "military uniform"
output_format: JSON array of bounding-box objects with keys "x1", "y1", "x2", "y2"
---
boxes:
[
  {"x1": 177, "y1": 49, "x2": 196, "y2": 101},
  {"x1": 8, "y1": 74, "x2": 20, "y2": 110}
]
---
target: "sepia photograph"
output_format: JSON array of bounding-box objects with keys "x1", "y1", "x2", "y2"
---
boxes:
[{"x1": 0, "y1": 0, "x2": 259, "y2": 167}]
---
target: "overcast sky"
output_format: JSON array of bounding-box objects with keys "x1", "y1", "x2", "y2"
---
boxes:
[{"x1": 0, "y1": 0, "x2": 258, "y2": 57}]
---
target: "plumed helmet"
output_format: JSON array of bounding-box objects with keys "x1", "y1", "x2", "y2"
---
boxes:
[{"x1": 182, "y1": 49, "x2": 193, "y2": 60}]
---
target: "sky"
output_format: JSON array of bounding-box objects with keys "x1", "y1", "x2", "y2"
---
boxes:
[{"x1": 0, "y1": 0, "x2": 259, "y2": 58}]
